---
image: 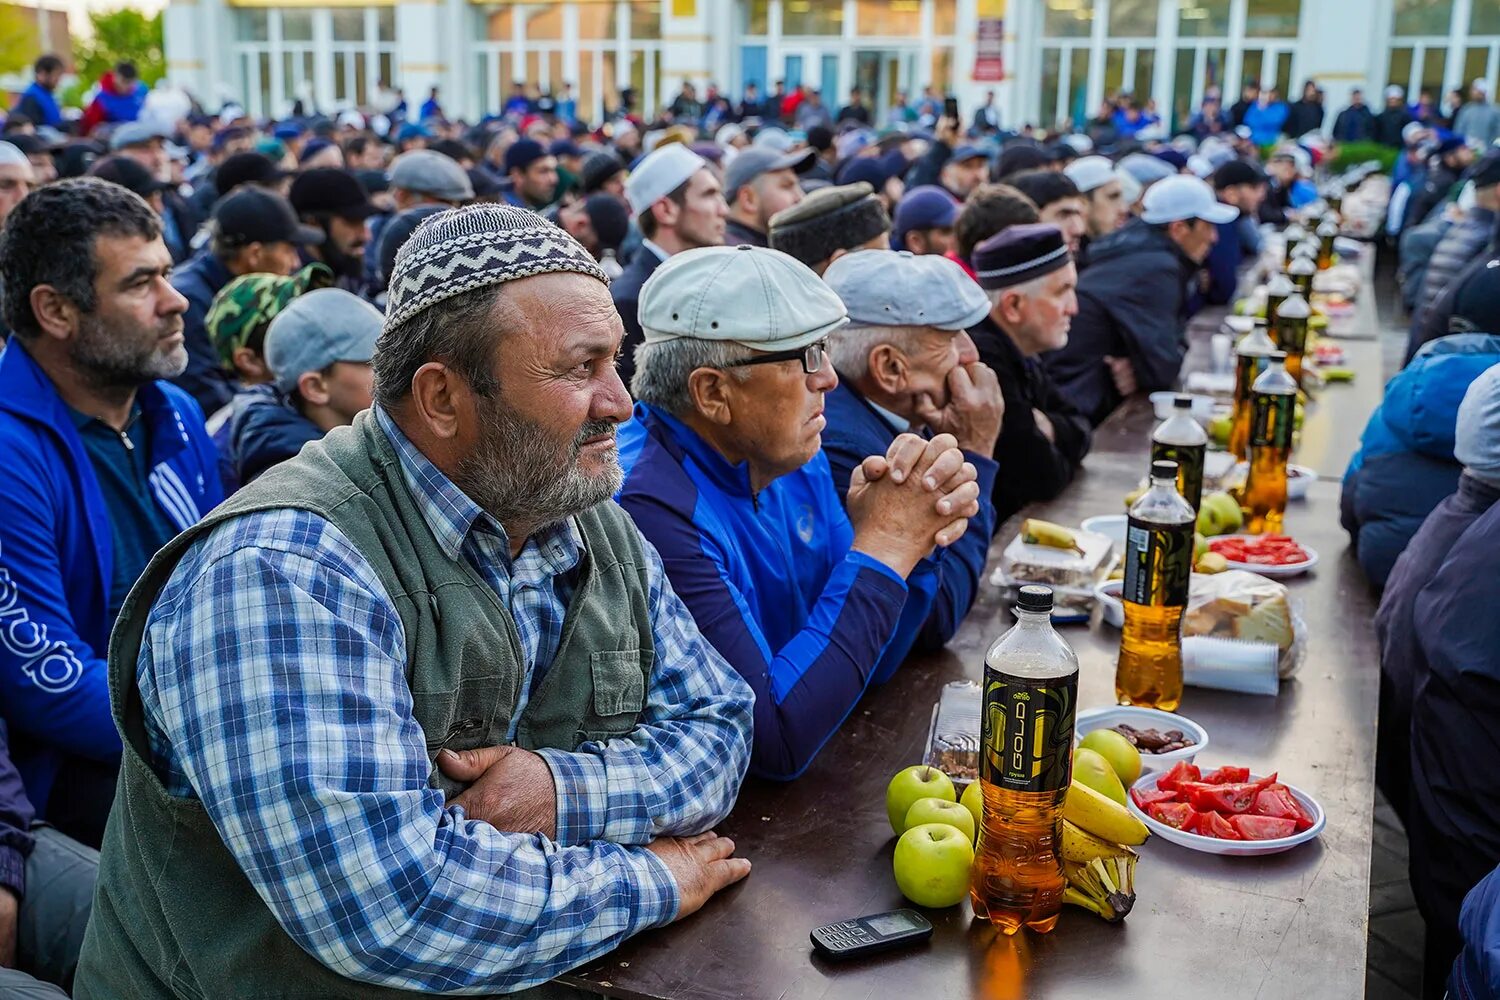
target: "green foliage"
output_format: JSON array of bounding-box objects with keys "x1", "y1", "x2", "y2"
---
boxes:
[
  {"x1": 0, "y1": 7, "x2": 40, "y2": 78},
  {"x1": 1327, "y1": 141, "x2": 1399, "y2": 174},
  {"x1": 72, "y1": 8, "x2": 164, "y2": 88}
]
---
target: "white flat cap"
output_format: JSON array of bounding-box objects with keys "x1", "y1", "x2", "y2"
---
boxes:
[
  {"x1": 625, "y1": 143, "x2": 707, "y2": 218},
  {"x1": 639, "y1": 244, "x2": 847, "y2": 352},
  {"x1": 1064, "y1": 155, "x2": 1116, "y2": 193},
  {"x1": 823, "y1": 249, "x2": 990, "y2": 331}
]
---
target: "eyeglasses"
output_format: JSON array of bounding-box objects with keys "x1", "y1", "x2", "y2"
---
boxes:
[{"x1": 722, "y1": 339, "x2": 829, "y2": 375}]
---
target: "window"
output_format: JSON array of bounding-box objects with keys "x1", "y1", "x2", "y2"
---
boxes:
[
  {"x1": 1041, "y1": 48, "x2": 1061, "y2": 125},
  {"x1": 378, "y1": 7, "x2": 395, "y2": 41},
  {"x1": 1244, "y1": 0, "x2": 1300, "y2": 37},
  {"x1": 933, "y1": 0, "x2": 956, "y2": 36},
  {"x1": 1108, "y1": 0, "x2": 1156, "y2": 38},
  {"x1": 525, "y1": 5, "x2": 564, "y2": 40},
  {"x1": 1172, "y1": 47, "x2": 1195, "y2": 127},
  {"x1": 281, "y1": 9, "x2": 313, "y2": 41},
  {"x1": 821, "y1": 53, "x2": 838, "y2": 94},
  {"x1": 578, "y1": 1, "x2": 615, "y2": 39},
  {"x1": 1135, "y1": 48, "x2": 1155, "y2": 100},
  {"x1": 1178, "y1": 0, "x2": 1230, "y2": 38},
  {"x1": 331, "y1": 9, "x2": 364, "y2": 41},
  {"x1": 238, "y1": 9, "x2": 268, "y2": 42},
  {"x1": 1473, "y1": 3, "x2": 1500, "y2": 34},
  {"x1": 1042, "y1": 0, "x2": 1093, "y2": 39},
  {"x1": 1387, "y1": 46, "x2": 1413, "y2": 90},
  {"x1": 630, "y1": 0, "x2": 663, "y2": 38},
  {"x1": 1392, "y1": 0, "x2": 1450, "y2": 36},
  {"x1": 782, "y1": 0, "x2": 841, "y2": 35},
  {"x1": 1465, "y1": 47, "x2": 1492, "y2": 91},
  {"x1": 859, "y1": 0, "x2": 921, "y2": 36},
  {"x1": 744, "y1": 0, "x2": 769, "y2": 33},
  {"x1": 1420, "y1": 46, "x2": 1446, "y2": 92},
  {"x1": 931, "y1": 47, "x2": 953, "y2": 92},
  {"x1": 487, "y1": 6, "x2": 514, "y2": 39}
]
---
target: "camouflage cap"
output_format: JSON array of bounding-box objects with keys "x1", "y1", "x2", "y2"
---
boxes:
[{"x1": 207, "y1": 263, "x2": 336, "y2": 370}]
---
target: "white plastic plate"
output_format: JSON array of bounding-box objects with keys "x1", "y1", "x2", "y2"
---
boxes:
[
  {"x1": 1207, "y1": 535, "x2": 1319, "y2": 577},
  {"x1": 1127, "y1": 770, "x2": 1325, "y2": 856}
]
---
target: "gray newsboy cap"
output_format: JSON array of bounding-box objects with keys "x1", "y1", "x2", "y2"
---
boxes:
[
  {"x1": 823, "y1": 249, "x2": 991, "y2": 331},
  {"x1": 384, "y1": 203, "x2": 607, "y2": 331},
  {"x1": 388, "y1": 149, "x2": 475, "y2": 202}
]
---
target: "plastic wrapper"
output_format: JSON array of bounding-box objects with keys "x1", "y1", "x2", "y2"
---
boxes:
[
  {"x1": 990, "y1": 526, "x2": 1115, "y2": 608},
  {"x1": 1181, "y1": 570, "x2": 1306, "y2": 679},
  {"x1": 923, "y1": 680, "x2": 981, "y2": 785}
]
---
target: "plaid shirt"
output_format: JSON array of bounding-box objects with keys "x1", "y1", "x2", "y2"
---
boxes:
[{"x1": 136, "y1": 408, "x2": 754, "y2": 993}]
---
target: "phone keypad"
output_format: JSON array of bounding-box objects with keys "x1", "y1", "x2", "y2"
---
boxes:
[{"x1": 817, "y1": 922, "x2": 877, "y2": 950}]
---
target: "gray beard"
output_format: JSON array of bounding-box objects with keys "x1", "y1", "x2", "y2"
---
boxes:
[
  {"x1": 71, "y1": 313, "x2": 188, "y2": 390},
  {"x1": 455, "y1": 398, "x2": 624, "y2": 538}
]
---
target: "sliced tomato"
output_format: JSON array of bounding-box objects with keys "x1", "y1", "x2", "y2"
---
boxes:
[
  {"x1": 1201, "y1": 765, "x2": 1251, "y2": 785},
  {"x1": 1131, "y1": 786, "x2": 1180, "y2": 810},
  {"x1": 1146, "y1": 800, "x2": 1199, "y2": 830},
  {"x1": 1251, "y1": 772, "x2": 1280, "y2": 791},
  {"x1": 1253, "y1": 786, "x2": 1315, "y2": 831},
  {"x1": 1186, "y1": 782, "x2": 1260, "y2": 814},
  {"x1": 1229, "y1": 814, "x2": 1298, "y2": 841},
  {"x1": 1157, "y1": 761, "x2": 1202, "y2": 792},
  {"x1": 1195, "y1": 810, "x2": 1242, "y2": 840}
]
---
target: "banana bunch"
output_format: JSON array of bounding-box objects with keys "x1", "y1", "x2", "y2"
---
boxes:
[
  {"x1": 1060, "y1": 782, "x2": 1148, "y2": 923},
  {"x1": 1021, "y1": 518, "x2": 1085, "y2": 556}
]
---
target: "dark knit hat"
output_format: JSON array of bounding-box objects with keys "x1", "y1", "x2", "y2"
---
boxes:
[
  {"x1": 385, "y1": 203, "x2": 608, "y2": 331},
  {"x1": 377, "y1": 204, "x2": 448, "y2": 290},
  {"x1": 995, "y1": 143, "x2": 1049, "y2": 180},
  {"x1": 504, "y1": 138, "x2": 548, "y2": 173},
  {"x1": 973, "y1": 222, "x2": 1072, "y2": 290},
  {"x1": 1451, "y1": 257, "x2": 1500, "y2": 334},
  {"x1": 580, "y1": 149, "x2": 625, "y2": 193},
  {"x1": 768, "y1": 182, "x2": 891, "y2": 268}
]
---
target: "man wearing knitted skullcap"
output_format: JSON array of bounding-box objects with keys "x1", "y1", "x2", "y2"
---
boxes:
[
  {"x1": 966, "y1": 222, "x2": 1093, "y2": 521},
  {"x1": 768, "y1": 180, "x2": 891, "y2": 275},
  {"x1": 74, "y1": 203, "x2": 755, "y2": 999}
]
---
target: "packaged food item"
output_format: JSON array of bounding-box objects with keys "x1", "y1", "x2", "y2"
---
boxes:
[
  {"x1": 1181, "y1": 570, "x2": 1305, "y2": 678},
  {"x1": 993, "y1": 525, "x2": 1115, "y2": 601},
  {"x1": 923, "y1": 680, "x2": 981, "y2": 784}
]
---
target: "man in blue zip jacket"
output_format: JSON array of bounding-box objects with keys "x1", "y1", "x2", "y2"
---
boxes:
[
  {"x1": 820, "y1": 249, "x2": 1002, "y2": 650},
  {"x1": 0, "y1": 178, "x2": 223, "y2": 846},
  {"x1": 618, "y1": 245, "x2": 982, "y2": 780}
]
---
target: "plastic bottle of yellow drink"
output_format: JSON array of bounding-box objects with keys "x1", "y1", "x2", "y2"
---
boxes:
[
  {"x1": 1281, "y1": 223, "x2": 1308, "y2": 267},
  {"x1": 1116, "y1": 460, "x2": 1195, "y2": 712},
  {"x1": 1230, "y1": 323, "x2": 1277, "y2": 461},
  {"x1": 1264, "y1": 273, "x2": 1296, "y2": 346},
  {"x1": 972, "y1": 585, "x2": 1078, "y2": 936},
  {"x1": 1241, "y1": 352, "x2": 1298, "y2": 535},
  {"x1": 1151, "y1": 396, "x2": 1209, "y2": 511},
  {"x1": 1273, "y1": 292, "x2": 1311, "y2": 387},
  {"x1": 1315, "y1": 218, "x2": 1339, "y2": 271},
  {"x1": 1287, "y1": 254, "x2": 1317, "y2": 299}
]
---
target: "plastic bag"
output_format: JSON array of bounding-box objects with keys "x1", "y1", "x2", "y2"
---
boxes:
[
  {"x1": 991, "y1": 526, "x2": 1115, "y2": 605},
  {"x1": 1181, "y1": 570, "x2": 1306, "y2": 679}
]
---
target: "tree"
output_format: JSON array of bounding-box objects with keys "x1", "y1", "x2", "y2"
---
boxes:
[
  {"x1": 72, "y1": 8, "x2": 164, "y2": 87},
  {"x1": 0, "y1": 7, "x2": 40, "y2": 78}
]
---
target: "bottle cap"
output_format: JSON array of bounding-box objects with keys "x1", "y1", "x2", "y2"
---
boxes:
[
  {"x1": 1016, "y1": 585, "x2": 1053, "y2": 613},
  {"x1": 1269, "y1": 350, "x2": 1288, "y2": 360},
  {"x1": 1152, "y1": 459, "x2": 1179, "y2": 479},
  {"x1": 1173, "y1": 395, "x2": 1193, "y2": 410}
]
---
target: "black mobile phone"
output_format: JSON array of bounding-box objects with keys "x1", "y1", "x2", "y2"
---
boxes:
[
  {"x1": 810, "y1": 909, "x2": 934, "y2": 960},
  {"x1": 943, "y1": 96, "x2": 960, "y2": 122}
]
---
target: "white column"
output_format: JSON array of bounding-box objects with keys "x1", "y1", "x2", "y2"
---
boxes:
[
  {"x1": 563, "y1": 3, "x2": 581, "y2": 94},
  {"x1": 840, "y1": 0, "x2": 856, "y2": 107},
  {"x1": 1085, "y1": 0, "x2": 1107, "y2": 118},
  {"x1": 395, "y1": 0, "x2": 447, "y2": 113},
  {"x1": 919, "y1": 0, "x2": 935, "y2": 94},
  {"x1": 1006, "y1": 0, "x2": 1035, "y2": 131},
  {"x1": 1295, "y1": 0, "x2": 1384, "y2": 123},
  {"x1": 313, "y1": 10, "x2": 334, "y2": 112},
  {"x1": 615, "y1": 0, "x2": 630, "y2": 89},
  {"x1": 1152, "y1": 0, "x2": 1176, "y2": 123},
  {"x1": 1446, "y1": 0, "x2": 1472, "y2": 94},
  {"x1": 767, "y1": 0, "x2": 783, "y2": 89},
  {"x1": 1224, "y1": 0, "x2": 1246, "y2": 98},
  {"x1": 268, "y1": 10, "x2": 285, "y2": 116},
  {"x1": 950, "y1": 0, "x2": 983, "y2": 116}
]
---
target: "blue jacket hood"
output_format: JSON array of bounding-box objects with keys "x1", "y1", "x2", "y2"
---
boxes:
[
  {"x1": 228, "y1": 386, "x2": 324, "y2": 483},
  {"x1": 1379, "y1": 333, "x2": 1500, "y2": 459}
]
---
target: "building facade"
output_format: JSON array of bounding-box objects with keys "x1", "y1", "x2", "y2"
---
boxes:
[{"x1": 163, "y1": 0, "x2": 1500, "y2": 129}]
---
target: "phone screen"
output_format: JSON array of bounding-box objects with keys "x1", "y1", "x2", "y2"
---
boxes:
[{"x1": 943, "y1": 97, "x2": 960, "y2": 122}]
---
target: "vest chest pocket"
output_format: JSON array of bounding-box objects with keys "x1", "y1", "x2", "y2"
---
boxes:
[{"x1": 582, "y1": 648, "x2": 649, "y2": 738}]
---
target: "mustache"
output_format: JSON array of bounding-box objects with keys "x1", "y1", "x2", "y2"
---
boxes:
[{"x1": 572, "y1": 419, "x2": 619, "y2": 450}]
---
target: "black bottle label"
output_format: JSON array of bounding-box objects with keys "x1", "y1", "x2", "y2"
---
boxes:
[{"x1": 980, "y1": 671, "x2": 1077, "y2": 793}]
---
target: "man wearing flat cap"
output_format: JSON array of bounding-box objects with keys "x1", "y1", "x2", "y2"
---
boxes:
[
  {"x1": 820, "y1": 249, "x2": 1002, "y2": 644},
  {"x1": 1043, "y1": 174, "x2": 1235, "y2": 425},
  {"x1": 75, "y1": 205, "x2": 755, "y2": 998},
  {"x1": 617, "y1": 245, "x2": 982, "y2": 780},
  {"x1": 723, "y1": 146, "x2": 815, "y2": 247},
  {"x1": 769, "y1": 181, "x2": 892, "y2": 275},
  {"x1": 967, "y1": 222, "x2": 1093, "y2": 522},
  {"x1": 612, "y1": 143, "x2": 727, "y2": 387}
]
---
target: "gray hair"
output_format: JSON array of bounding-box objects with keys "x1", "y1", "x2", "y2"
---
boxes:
[
  {"x1": 631, "y1": 337, "x2": 752, "y2": 417},
  {"x1": 372, "y1": 282, "x2": 504, "y2": 408},
  {"x1": 984, "y1": 272, "x2": 1049, "y2": 310},
  {"x1": 827, "y1": 324, "x2": 930, "y2": 381}
]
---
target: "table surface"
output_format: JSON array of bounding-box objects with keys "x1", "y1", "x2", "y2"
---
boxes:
[{"x1": 563, "y1": 272, "x2": 1385, "y2": 1000}]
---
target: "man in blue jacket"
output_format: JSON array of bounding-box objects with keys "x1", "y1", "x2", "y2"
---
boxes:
[
  {"x1": 618, "y1": 245, "x2": 982, "y2": 780},
  {"x1": 1451, "y1": 864, "x2": 1500, "y2": 999},
  {"x1": 1377, "y1": 364, "x2": 1500, "y2": 996},
  {"x1": 10, "y1": 55, "x2": 64, "y2": 131},
  {"x1": 820, "y1": 249, "x2": 1001, "y2": 648},
  {"x1": 0, "y1": 178, "x2": 223, "y2": 846}
]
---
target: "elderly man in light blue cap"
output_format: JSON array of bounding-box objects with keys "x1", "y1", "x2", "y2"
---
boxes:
[
  {"x1": 617, "y1": 243, "x2": 982, "y2": 780},
  {"x1": 821, "y1": 247, "x2": 1003, "y2": 651}
]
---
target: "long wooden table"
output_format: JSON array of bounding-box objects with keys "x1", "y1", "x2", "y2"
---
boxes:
[{"x1": 563, "y1": 278, "x2": 1386, "y2": 1000}]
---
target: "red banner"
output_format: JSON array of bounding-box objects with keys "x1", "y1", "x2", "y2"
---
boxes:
[{"x1": 974, "y1": 18, "x2": 1005, "y2": 82}]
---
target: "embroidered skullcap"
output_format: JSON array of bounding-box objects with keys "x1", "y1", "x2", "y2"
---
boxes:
[{"x1": 383, "y1": 203, "x2": 608, "y2": 332}]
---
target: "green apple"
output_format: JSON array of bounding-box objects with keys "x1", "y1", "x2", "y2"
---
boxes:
[
  {"x1": 1194, "y1": 531, "x2": 1210, "y2": 561},
  {"x1": 959, "y1": 781, "x2": 983, "y2": 841},
  {"x1": 1072, "y1": 747, "x2": 1128, "y2": 806},
  {"x1": 1196, "y1": 551, "x2": 1230, "y2": 574},
  {"x1": 892, "y1": 823, "x2": 975, "y2": 908},
  {"x1": 886, "y1": 765, "x2": 956, "y2": 835},
  {"x1": 1207, "y1": 414, "x2": 1233, "y2": 446},
  {"x1": 904, "y1": 796, "x2": 976, "y2": 844},
  {"x1": 1078, "y1": 729, "x2": 1142, "y2": 787},
  {"x1": 1197, "y1": 491, "x2": 1245, "y2": 536}
]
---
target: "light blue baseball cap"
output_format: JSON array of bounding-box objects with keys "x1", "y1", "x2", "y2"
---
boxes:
[
  {"x1": 264, "y1": 288, "x2": 383, "y2": 395},
  {"x1": 823, "y1": 249, "x2": 990, "y2": 331}
]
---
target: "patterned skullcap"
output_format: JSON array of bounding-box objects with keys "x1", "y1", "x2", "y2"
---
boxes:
[{"x1": 384, "y1": 203, "x2": 609, "y2": 332}]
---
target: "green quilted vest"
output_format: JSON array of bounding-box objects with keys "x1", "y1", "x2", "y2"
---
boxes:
[{"x1": 74, "y1": 410, "x2": 654, "y2": 999}]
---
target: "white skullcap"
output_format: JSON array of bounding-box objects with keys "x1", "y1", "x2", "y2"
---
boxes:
[{"x1": 624, "y1": 143, "x2": 707, "y2": 218}]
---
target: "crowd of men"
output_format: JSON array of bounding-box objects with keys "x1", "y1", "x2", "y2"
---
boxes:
[{"x1": 2, "y1": 49, "x2": 1500, "y2": 999}]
